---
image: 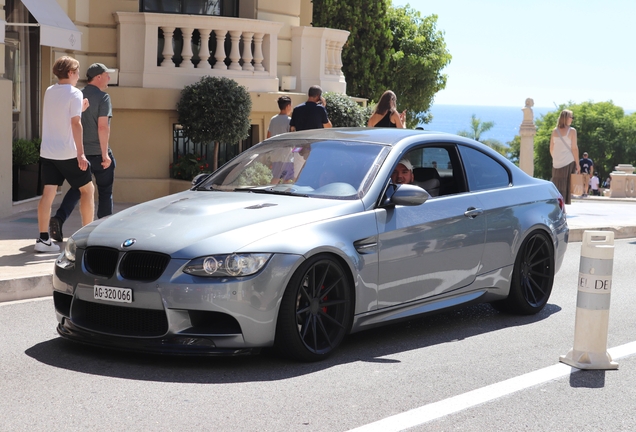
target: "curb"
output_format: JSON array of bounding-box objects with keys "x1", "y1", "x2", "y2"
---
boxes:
[
  {"x1": 568, "y1": 226, "x2": 636, "y2": 243},
  {"x1": 0, "y1": 275, "x2": 53, "y2": 304}
]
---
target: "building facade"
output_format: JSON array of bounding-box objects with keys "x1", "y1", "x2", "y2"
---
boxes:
[{"x1": 0, "y1": 0, "x2": 349, "y2": 217}]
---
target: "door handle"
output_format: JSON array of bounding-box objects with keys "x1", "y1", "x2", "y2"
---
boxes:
[{"x1": 464, "y1": 207, "x2": 483, "y2": 219}]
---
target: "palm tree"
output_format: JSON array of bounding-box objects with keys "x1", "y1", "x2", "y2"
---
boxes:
[{"x1": 458, "y1": 114, "x2": 508, "y2": 156}]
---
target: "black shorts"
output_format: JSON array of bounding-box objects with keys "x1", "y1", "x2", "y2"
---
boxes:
[{"x1": 41, "y1": 157, "x2": 93, "y2": 189}]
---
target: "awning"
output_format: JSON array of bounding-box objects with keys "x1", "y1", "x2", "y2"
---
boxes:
[{"x1": 20, "y1": 0, "x2": 82, "y2": 50}]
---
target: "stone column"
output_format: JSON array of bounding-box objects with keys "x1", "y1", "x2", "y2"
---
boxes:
[{"x1": 519, "y1": 98, "x2": 536, "y2": 176}]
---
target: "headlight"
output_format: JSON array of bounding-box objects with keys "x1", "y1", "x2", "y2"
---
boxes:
[
  {"x1": 64, "y1": 238, "x2": 77, "y2": 262},
  {"x1": 183, "y1": 253, "x2": 272, "y2": 277}
]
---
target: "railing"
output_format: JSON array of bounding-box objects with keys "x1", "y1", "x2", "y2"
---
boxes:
[{"x1": 114, "y1": 12, "x2": 283, "y2": 92}]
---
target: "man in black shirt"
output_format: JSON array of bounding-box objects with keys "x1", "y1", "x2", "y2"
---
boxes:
[{"x1": 290, "y1": 85, "x2": 332, "y2": 131}]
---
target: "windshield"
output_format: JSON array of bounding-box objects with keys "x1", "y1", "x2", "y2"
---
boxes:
[{"x1": 199, "y1": 140, "x2": 388, "y2": 199}]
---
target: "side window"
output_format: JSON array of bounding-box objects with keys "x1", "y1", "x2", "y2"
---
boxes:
[
  {"x1": 402, "y1": 146, "x2": 466, "y2": 197},
  {"x1": 459, "y1": 146, "x2": 511, "y2": 191}
]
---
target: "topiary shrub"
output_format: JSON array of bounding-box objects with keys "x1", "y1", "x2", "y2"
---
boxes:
[
  {"x1": 236, "y1": 161, "x2": 272, "y2": 186},
  {"x1": 177, "y1": 76, "x2": 252, "y2": 170},
  {"x1": 324, "y1": 92, "x2": 368, "y2": 127},
  {"x1": 12, "y1": 138, "x2": 40, "y2": 166}
]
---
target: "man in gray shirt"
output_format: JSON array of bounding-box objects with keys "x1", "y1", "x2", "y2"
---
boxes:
[
  {"x1": 267, "y1": 96, "x2": 292, "y2": 138},
  {"x1": 49, "y1": 63, "x2": 115, "y2": 241}
]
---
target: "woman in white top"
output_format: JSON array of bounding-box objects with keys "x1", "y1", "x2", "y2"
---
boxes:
[{"x1": 549, "y1": 109, "x2": 580, "y2": 204}]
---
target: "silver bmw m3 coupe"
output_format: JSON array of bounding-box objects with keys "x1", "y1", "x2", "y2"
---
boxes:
[{"x1": 53, "y1": 128, "x2": 568, "y2": 361}]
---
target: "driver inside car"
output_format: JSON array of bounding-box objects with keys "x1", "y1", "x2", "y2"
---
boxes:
[{"x1": 391, "y1": 158, "x2": 415, "y2": 185}]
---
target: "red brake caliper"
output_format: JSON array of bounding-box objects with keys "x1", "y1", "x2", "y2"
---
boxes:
[{"x1": 321, "y1": 285, "x2": 328, "y2": 314}]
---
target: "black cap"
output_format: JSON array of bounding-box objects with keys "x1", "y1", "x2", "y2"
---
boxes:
[{"x1": 86, "y1": 63, "x2": 115, "y2": 79}]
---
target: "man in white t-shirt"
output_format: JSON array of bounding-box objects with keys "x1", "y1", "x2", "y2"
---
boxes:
[{"x1": 35, "y1": 56, "x2": 95, "y2": 252}]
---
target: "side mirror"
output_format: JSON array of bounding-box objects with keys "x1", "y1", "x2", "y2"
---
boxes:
[
  {"x1": 191, "y1": 173, "x2": 211, "y2": 188},
  {"x1": 384, "y1": 184, "x2": 430, "y2": 207}
]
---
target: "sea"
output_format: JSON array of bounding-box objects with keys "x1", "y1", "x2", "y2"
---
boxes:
[{"x1": 420, "y1": 105, "x2": 552, "y2": 145}]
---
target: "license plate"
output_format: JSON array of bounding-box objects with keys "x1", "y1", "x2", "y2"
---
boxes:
[{"x1": 94, "y1": 285, "x2": 133, "y2": 303}]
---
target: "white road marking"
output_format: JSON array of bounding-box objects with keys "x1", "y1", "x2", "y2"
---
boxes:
[{"x1": 349, "y1": 341, "x2": 636, "y2": 432}]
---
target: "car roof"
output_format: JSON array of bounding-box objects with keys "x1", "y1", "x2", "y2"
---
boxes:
[
  {"x1": 268, "y1": 127, "x2": 456, "y2": 146},
  {"x1": 266, "y1": 127, "x2": 533, "y2": 182}
]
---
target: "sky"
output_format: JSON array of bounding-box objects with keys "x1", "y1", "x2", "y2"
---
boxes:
[{"x1": 392, "y1": 0, "x2": 636, "y2": 110}]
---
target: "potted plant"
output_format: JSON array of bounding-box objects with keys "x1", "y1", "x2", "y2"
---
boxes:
[
  {"x1": 12, "y1": 138, "x2": 41, "y2": 201},
  {"x1": 169, "y1": 153, "x2": 210, "y2": 181}
]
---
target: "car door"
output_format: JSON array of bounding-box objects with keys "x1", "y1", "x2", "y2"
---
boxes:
[
  {"x1": 375, "y1": 144, "x2": 487, "y2": 309},
  {"x1": 457, "y1": 145, "x2": 518, "y2": 275}
]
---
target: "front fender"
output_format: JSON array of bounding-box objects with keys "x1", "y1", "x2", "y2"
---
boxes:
[{"x1": 240, "y1": 210, "x2": 380, "y2": 315}]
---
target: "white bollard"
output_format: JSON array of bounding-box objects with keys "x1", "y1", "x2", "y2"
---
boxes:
[{"x1": 560, "y1": 231, "x2": 618, "y2": 369}]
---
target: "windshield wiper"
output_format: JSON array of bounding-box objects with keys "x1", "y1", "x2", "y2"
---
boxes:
[{"x1": 235, "y1": 187, "x2": 309, "y2": 197}]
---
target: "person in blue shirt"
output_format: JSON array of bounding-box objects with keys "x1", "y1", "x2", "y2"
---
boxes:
[
  {"x1": 289, "y1": 85, "x2": 332, "y2": 132},
  {"x1": 579, "y1": 152, "x2": 594, "y2": 197}
]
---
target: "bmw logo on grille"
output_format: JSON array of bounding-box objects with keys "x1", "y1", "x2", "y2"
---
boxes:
[{"x1": 122, "y1": 238, "x2": 136, "y2": 248}]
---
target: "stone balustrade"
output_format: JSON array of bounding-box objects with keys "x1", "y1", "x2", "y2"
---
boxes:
[
  {"x1": 114, "y1": 12, "x2": 284, "y2": 92},
  {"x1": 113, "y1": 13, "x2": 350, "y2": 95},
  {"x1": 609, "y1": 164, "x2": 636, "y2": 198}
]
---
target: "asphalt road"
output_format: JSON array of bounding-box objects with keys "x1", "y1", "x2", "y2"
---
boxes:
[{"x1": 1, "y1": 239, "x2": 635, "y2": 432}]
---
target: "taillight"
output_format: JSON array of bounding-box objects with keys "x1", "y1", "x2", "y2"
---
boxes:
[{"x1": 557, "y1": 194, "x2": 566, "y2": 213}]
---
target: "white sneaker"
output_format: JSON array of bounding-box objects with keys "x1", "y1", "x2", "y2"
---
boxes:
[{"x1": 35, "y1": 238, "x2": 60, "y2": 253}]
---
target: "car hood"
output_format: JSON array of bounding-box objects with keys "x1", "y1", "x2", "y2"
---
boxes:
[{"x1": 78, "y1": 190, "x2": 364, "y2": 257}]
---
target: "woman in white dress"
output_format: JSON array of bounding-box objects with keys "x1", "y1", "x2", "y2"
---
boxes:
[{"x1": 549, "y1": 109, "x2": 580, "y2": 204}]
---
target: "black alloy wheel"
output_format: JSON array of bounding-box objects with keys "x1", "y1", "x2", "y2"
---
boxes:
[
  {"x1": 275, "y1": 255, "x2": 353, "y2": 362},
  {"x1": 492, "y1": 231, "x2": 555, "y2": 315}
]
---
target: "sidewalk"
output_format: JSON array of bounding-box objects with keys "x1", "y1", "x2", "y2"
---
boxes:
[
  {"x1": 0, "y1": 202, "x2": 134, "y2": 303},
  {"x1": 1, "y1": 198, "x2": 635, "y2": 304}
]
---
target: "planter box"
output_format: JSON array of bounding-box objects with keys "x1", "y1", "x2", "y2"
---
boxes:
[{"x1": 12, "y1": 163, "x2": 42, "y2": 202}]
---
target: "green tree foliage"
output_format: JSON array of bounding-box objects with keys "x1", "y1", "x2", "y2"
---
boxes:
[
  {"x1": 458, "y1": 114, "x2": 508, "y2": 156},
  {"x1": 312, "y1": 0, "x2": 392, "y2": 100},
  {"x1": 324, "y1": 92, "x2": 368, "y2": 127},
  {"x1": 313, "y1": 1, "x2": 451, "y2": 127},
  {"x1": 458, "y1": 114, "x2": 494, "y2": 141},
  {"x1": 386, "y1": 6, "x2": 451, "y2": 127},
  {"x1": 170, "y1": 153, "x2": 210, "y2": 181},
  {"x1": 534, "y1": 101, "x2": 636, "y2": 180},
  {"x1": 236, "y1": 162, "x2": 273, "y2": 186},
  {"x1": 507, "y1": 135, "x2": 521, "y2": 166},
  {"x1": 532, "y1": 110, "x2": 559, "y2": 180},
  {"x1": 12, "y1": 138, "x2": 41, "y2": 166},
  {"x1": 177, "y1": 76, "x2": 252, "y2": 170}
]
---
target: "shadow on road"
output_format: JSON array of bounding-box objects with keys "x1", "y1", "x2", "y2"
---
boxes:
[
  {"x1": 569, "y1": 369, "x2": 609, "y2": 389},
  {"x1": 25, "y1": 302, "x2": 561, "y2": 383}
]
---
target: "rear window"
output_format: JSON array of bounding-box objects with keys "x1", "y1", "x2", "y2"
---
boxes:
[{"x1": 459, "y1": 146, "x2": 511, "y2": 191}]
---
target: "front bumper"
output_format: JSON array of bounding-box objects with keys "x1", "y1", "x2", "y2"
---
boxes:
[
  {"x1": 57, "y1": 318, "x2": 258, "y2": 356},
  {"x1": 53, "y1": 252, "x2": 303, "y2": 354}
]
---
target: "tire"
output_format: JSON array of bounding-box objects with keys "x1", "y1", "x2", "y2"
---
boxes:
[
  {"x1": 492, "y1": 231, "x2": 555, "y2": 315},
  {"x1": 275, "y1": 254, "x2": 353, "y2": 362}
]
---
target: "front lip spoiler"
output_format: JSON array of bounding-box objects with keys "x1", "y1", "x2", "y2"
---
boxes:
[{"x1": 57, "y1": 320, "x2": 259, "y2": 357}]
